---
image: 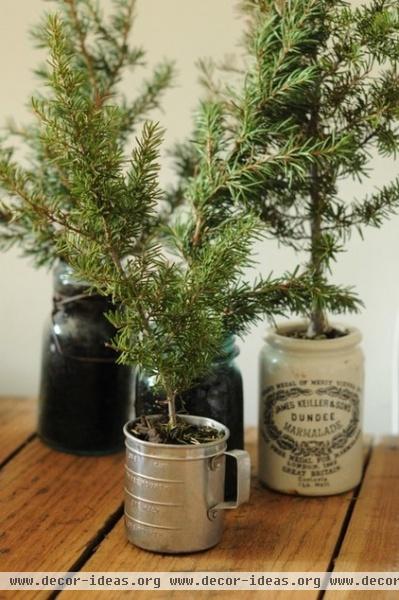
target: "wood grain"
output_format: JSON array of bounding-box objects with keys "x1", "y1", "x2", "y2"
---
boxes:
[
  {"x1": 325, "y1": 436, "x2": 399, "y2": 600},
  {"x1": 3, "y1": 397, "x2": 392, "y2": 600},
  {"x1": 0, "y1": 397, "x2": 36, "y2": 466},
  {"x1": 59, "y1": 431, "x2": 360, "y2": 600},
  {"x1": 0, "y1": 439, "x2": 125, "y2": 599}
]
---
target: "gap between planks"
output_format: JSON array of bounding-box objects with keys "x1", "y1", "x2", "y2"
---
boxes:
[
  {"x1": 317, "y1": 441, "x2": 374, "y2": 600},
  {"x1": 0, "y1": 433, "x2": 37, "y2": 471},
  {"x1": 322, "y1": 436, "x2": 399, "y2": 600},
  {"x1": 0, "y1": 397, "x2": 37, "y2": 467}
]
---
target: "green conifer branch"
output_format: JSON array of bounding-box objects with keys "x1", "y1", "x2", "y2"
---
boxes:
[
  {"x1": 169, "y1": 0, "x2": 399, "y2": 337},
  {"x1": 8, "y1": 10, "x2": 359, "y2": 425},
  {"x1": 0, "y1": 0, "x2": 174, "y2": 267}
]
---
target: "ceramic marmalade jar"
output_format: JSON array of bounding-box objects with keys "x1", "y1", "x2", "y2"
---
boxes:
[{"x1": 258, "y1": 321, "x2": 364, "y2": 496}]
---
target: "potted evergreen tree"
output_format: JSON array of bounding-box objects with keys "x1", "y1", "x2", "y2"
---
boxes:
[
  {"x1": 171, "y1": 0, "x2": 399, "y2": 495},
  {"x1": 6, "y1": 12, "x2": 358, "y2": 551},
  {"x1": 0, "y1": 0, "x2": 173, "y2": 455}
]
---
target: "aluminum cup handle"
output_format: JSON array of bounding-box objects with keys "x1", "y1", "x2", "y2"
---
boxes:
[{"x1": 208, "y1": 449, "x2": 251, "y2": 519}]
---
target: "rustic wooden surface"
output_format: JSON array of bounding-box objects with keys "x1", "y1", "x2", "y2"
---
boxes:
[
  {"x1": 0, "y1": 396, "x2": 398, "y2": 600},
  {"x1": 0, "y1": 397, "x2": 36, "y2": 466},
  {"x1": 324, "y1": 436, "x2": 399, "y2": 600}
]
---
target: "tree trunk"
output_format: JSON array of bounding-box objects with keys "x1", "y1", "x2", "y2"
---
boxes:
[
  {"x1": 166, "y1": 392, "x2": 177, "y2": 428},
  {"x1": 308, "y1": 173, "x2": 329, "y2": 338},
  {"x1": 307, "y1": 79, "x2": 330, "y2": 338}
]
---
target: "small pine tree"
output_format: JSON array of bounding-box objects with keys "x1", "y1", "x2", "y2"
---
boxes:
[
  {"x1": 0, "y1": 0, "x2": 174, "y2": 267},
  {"x1": 0, "y1": 6, "x2": 366, "y2": 436},
  {"x1": 3, "y1": 11, "x2": 359, "y2": 436},
  {"x1": 170, "y1": 0, "x2": 399, "y2": 338}
]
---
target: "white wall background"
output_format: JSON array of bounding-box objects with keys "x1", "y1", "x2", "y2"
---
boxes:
[{"x1": 0, "y1": 0, "x2": 398, "y2": 434}]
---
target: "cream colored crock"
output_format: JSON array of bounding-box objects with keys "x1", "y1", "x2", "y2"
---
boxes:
[{"x1": 258, "y1": 321, "x2": 364, "y2": 496}]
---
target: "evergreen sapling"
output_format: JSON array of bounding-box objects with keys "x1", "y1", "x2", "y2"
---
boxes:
[
  {"x1": 0, "y1": 0, "x2": 174, "y2": 267},
  {"x1": 13, "y1": 12, "x2": 362, "y2": 442},
  {"x1": 170, "y1": 0, "x2": 399, "y2": 338}
]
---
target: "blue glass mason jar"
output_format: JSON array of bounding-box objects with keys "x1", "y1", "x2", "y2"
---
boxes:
[
  {"x1": 38, "y1": 261, "x2": 133, "y2": 455},
  {"x1": 135, "y1": 336, "x2": 244, "y2": 497}
]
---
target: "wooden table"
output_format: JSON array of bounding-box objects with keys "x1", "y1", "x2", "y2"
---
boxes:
[{"x1": 1, "y1": 396, "x2": 399, "y2": 599}]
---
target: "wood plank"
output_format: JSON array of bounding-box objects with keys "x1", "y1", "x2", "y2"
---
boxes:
[
  {"x1": 325, "y1": 436, "x2": 399, "y2": 600},
  {"x1": 59, "y1": 431, "x2": 362, "y2": 600},
  {"x1": 0, "y1": 439, "x2": 125, "y2": 600},
  {"x1": 0, "y1": 397, "x2": 36, "y2": 465}
]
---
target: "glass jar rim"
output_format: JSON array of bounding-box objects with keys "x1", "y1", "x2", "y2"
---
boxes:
[{"x1": 53, "y1": 259, "x2": 91, "y2": 296}]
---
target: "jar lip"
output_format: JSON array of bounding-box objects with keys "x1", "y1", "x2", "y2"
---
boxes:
[
  {"x1": 216, "y1": 334, "x2": 240, "y2": 361},
  {"x1": 54, "y1": 259, "x2": 91, "y2": 294},
  {"x1": 265, "y1": 319, "x2": 362, "y2": 351}
]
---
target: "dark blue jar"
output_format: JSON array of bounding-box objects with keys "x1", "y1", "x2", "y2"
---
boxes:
[{"x1": 38, "y1": 261, "x2": 133, "y2": 455}]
